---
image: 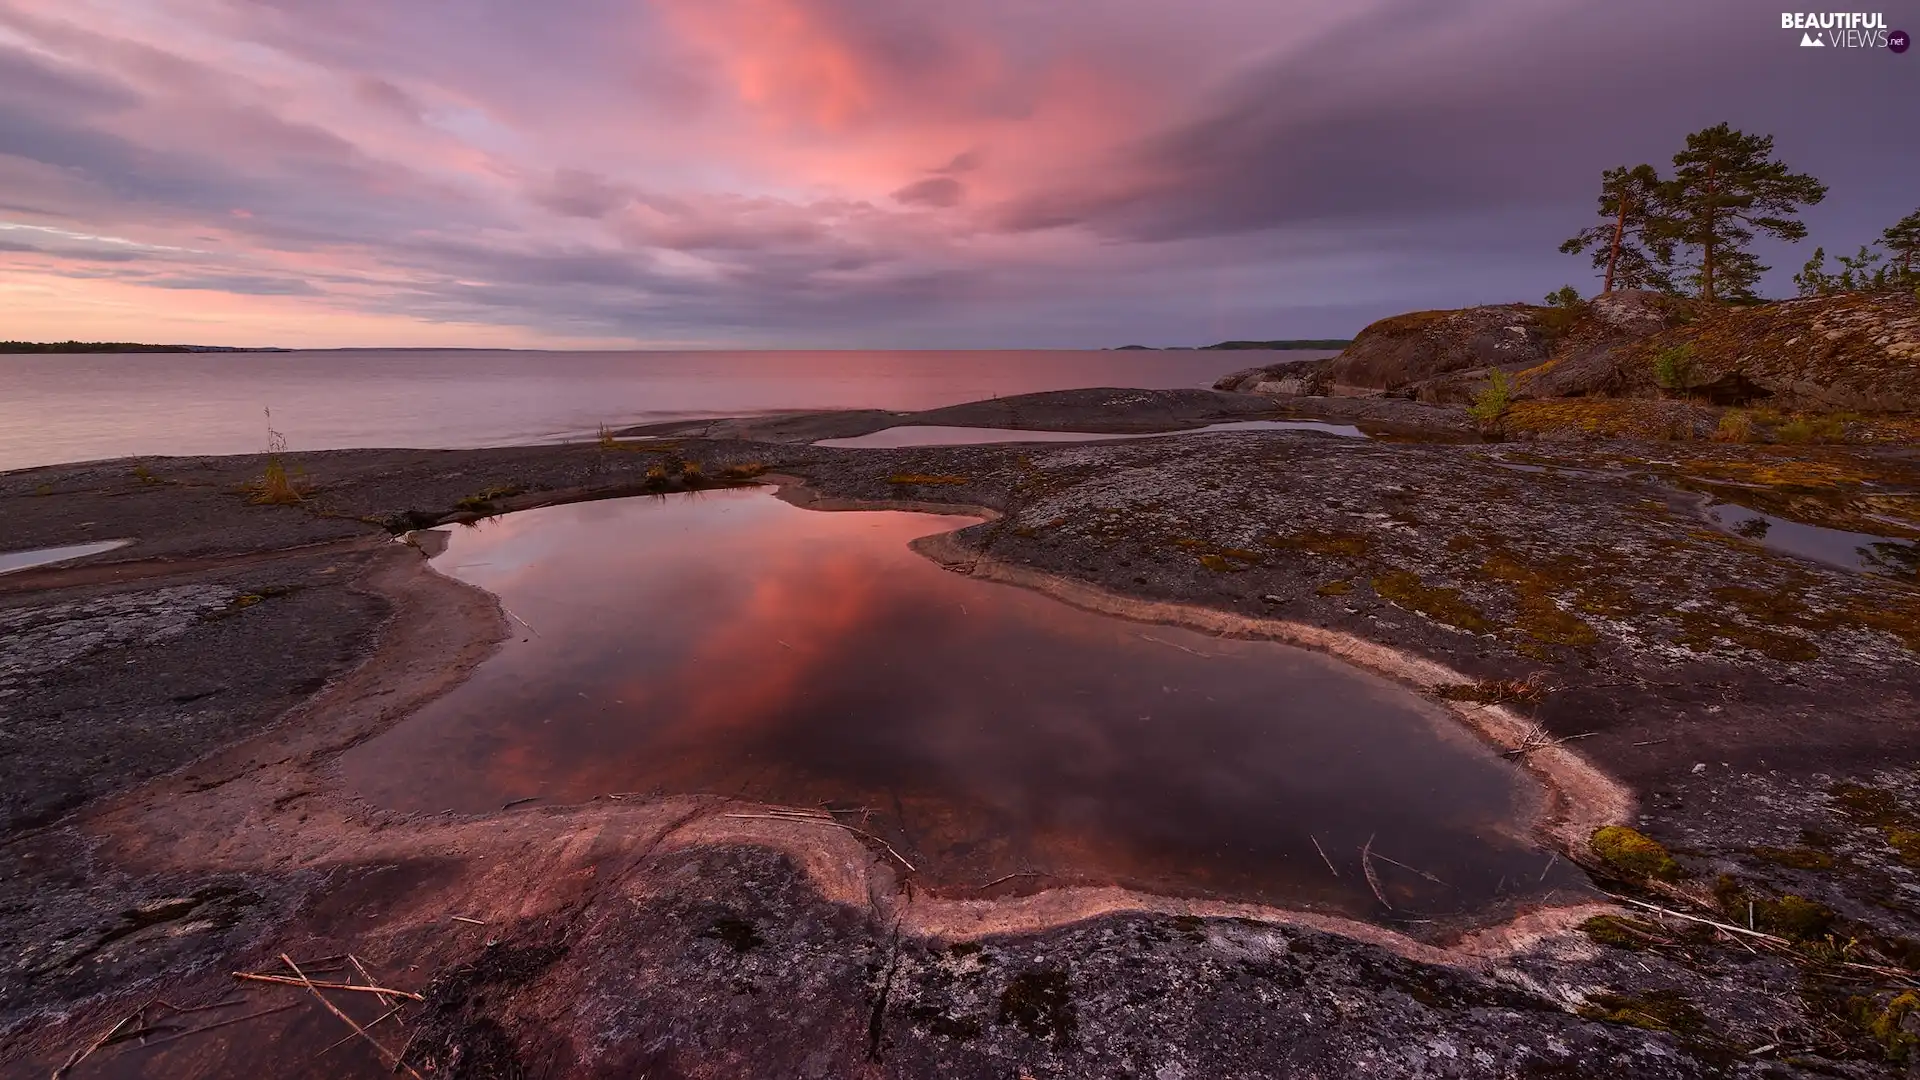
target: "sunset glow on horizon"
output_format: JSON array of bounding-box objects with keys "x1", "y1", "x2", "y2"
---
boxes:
[{"x1": 1, "y1": 0, "x2": 1911, "y2": 349}]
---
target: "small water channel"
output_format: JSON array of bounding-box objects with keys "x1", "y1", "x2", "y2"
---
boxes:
[
  {"x1": 1702, "y1": 503, "x2": 1920, "y2": 577},
  {"x1": 815, "y1": 418, "x2": 1366, "y2": 448},
  {"x1": 0, "y1": 539, "x2": 133, "y2": 575},
  {"x1": 338, "y1": 489, "x2": 1586, "y2": 920}
]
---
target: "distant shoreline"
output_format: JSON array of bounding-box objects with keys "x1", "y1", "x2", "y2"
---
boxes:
[
  {"x1": 1, "y1": 341, "x2": 290, "y2": 354},
  {"x1": 1114, "y1": 339, "x2": 1354, "y2": 351},
  {"x1": 5, "y1": 341, "x2": 1346, "y2": 355}
]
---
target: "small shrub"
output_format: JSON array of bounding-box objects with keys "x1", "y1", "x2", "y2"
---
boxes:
[
  {"x1": 718, "y1": 462, "x2": 767, "y2": 481},
  {"x1": 1590, "y1": 825, "x2": 1681, "y2": 881},
  {"x1": 1544, "y1": 285, "x2": 1582, "y2": 309},
  {"x1": 1467, "y1": 370, "x2": 1513, "y2": 434},
  {"x1": 1315, "y1": 580, "x2": 1354, "y2": 597},
  {"x1": 247, "y1": 408, "x2": 306, "y2": 505},
  {"x1": 1775, "y1": 415, "x2": 1845, "y2": 444},
  {"x1": 1854, "y1": 990, "x2": 1920, "y2": 1062},
  {"x1": 1653, "y1": 344, "x2": 1694, "y2": 392},
  {"x1": 1712, "y1": 411, "x2": 1753, "y2": 443}
]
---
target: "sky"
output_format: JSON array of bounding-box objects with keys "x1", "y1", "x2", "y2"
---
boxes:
[{"x1": 0, "y1": 0, "x2": 1914, "y2": 349}]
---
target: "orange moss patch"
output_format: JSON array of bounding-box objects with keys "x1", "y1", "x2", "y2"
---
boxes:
[
  {"x1": 1267, "y1": 530, "x2": 1370, "y2": 557},
  {"x1": 1371, "y1": 570, "x2": 1493, "y2": 634},
  {"x1": 1505, "y1": 399, "x2": 1705, "y2": 441},
  {"x1": 1679, "y1": 456, "x2": 1878, "y2": 490},
  {"x1": 1479, "y1": 552, "x2": 1602, "y2": 647},
  {"x1": 888, "y1": 474, "x2": 970, "y2": 486}
]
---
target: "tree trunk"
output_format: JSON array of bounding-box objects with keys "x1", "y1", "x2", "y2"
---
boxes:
[
  {"x1": 1701, "y1": 159, "x2": 1717, "y2": 301},
  {"x1": 1604, "y1": 193, "x2": 1627, "y2": 294}
]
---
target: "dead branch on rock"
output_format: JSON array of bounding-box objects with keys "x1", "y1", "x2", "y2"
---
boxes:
[
  {"x1": 278, "y1": 954, "x2": 423, "y2": 1079},
  {"x1": 349, "y1": 954, "x2": 399, "y2": 1008},
  {"x1": 53, "y1": 1006, "x2": 147, "y2": 1079},
  {"x1": 722, "y1": 811, "x2": 918, "y2": 872},
  {"x1": 231, "y1": 972, "x2": 424, "y2": 1001},
  {"x1": 312, "y1": 1004, "x2": 406, "y2": 1060},
  {"x1": 1502, "y1": 720, "x2": 1595, "y2": 758},
  {"x1": 122, "y1": 1003, "x2": 301, "y2": 1053}
]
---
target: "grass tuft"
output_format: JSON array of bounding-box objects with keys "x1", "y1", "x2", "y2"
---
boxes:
[
  {"x1": 718, "y1": 461, "x2": 767, "y2": 481},
  {"x1": 246, "y1": 408, "x2": 308, "y2": 505}
]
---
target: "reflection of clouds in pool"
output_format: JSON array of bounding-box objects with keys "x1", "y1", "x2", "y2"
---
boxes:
[{"x1": 343, "y1": 489, "x2": 1587, "y2": 918}]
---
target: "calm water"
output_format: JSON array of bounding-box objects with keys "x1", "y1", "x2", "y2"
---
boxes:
[
  {"x1": 0, "y1": 349, "x2": 1325, "y2": 472},
  {"x1": 338, "y1": 489, "x2": 1585, "y2": 919},
  {"x1": 1704, "y1": 502, "x2": 1920, "y2": 577},
  {"x1": 815, "y1": 418, "x2": 1365, "y2": 448},
  {"x1": 0, "y1": 539, "x2": 133, "y2": 575}
]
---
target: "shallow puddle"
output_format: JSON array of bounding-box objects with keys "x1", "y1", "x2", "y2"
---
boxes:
[
  {"x1": 815, "y1": 418, "x2": 1365, "y2": 448},
  {"x1": 0, "y1": 538, "x2": 133, "y2": 575},
  {"x1": 1703, "y1": 503, "x2": 1919, "y2": 577},
  {"x1": 339, "y1": 490, "x2": 1586, "y2": 921}
]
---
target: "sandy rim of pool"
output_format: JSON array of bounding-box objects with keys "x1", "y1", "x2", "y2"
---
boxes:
[{"x1": 72, "y1": 476, "x2": 1635, "y2": 975}]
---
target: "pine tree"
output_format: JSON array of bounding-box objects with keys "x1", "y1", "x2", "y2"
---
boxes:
[
  {"x1": 1882, "y1": 208, "x2": 1920, "y2": 284},
  {"x1": 1661, "y1": 124, "x2": 1827, "y2": 302},
  {"x1": 1559, "y1": 164, "x2": 1674, "y2": 293}
]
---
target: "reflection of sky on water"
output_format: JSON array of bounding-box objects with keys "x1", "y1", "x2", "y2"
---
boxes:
[
  {"x1": 1704, "y1": 503, "x2": 1920, "y2": 578},
  {"x1": 816, "y1": 419, "x2": 1366, "y2": 448},
  {"x1": 342, "y1": 489, "x2": 1588, "y2": 919}
]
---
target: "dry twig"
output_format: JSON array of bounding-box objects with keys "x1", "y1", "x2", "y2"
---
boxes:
[
  {"x1": 721, "y1": 812, "x2": 917, "y2": 872},
  {"x1": 121, "y1": 1003, "x2": 301, "y2": 1053},
  {"x1": 53, "y1": 1008, "x2": 145, "y2": 1079},
  {"x1": 232, "y1": 972, "x2": 424, "y2": 1001},
  {"x1": 1369, "y1": 850, "x2": 1448, "y2": 887},
  {"x1": 279, "y1": 954, "x2": 423, "y2": 1079},
  {"x1": 349, "y1": 954, "x2": 399, "y2": 1009},
  {"x1": 1359, "y1": 834, "x2": 1392, "y2": 910},
  {"x1": 1309, "y1": 834, "x2": 1340, "y2": 879}
]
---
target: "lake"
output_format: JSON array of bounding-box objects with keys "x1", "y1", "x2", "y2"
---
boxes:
[{"x1": 0, "y1": 349, "x2": 1326, "y2": 472}]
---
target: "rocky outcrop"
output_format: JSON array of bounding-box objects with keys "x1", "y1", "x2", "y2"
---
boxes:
[
  {"x1": 1529, "y1": 291, "x2": 1920, "y2": 412},
  {"x1": 1224, "y1": 289, "x2": 1920, "y2": 415}
]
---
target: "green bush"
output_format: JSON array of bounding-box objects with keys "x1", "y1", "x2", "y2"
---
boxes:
[
  {"x1": 1653, "y1": 344, "x2": 1694, "y2": 391},
  {"x1": 1468, "y1": 370, "x2": 1513, "y2": 433}
]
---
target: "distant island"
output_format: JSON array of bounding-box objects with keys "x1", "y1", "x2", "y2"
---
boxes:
[
  {"x1": 1, "y1": 341, "x2": 289, "y2": 354},
  {"x1": 1200, "y1": 339, "x2": 1353, "y2": 350},
  {"x1": 1112, "y1": 339, "x2": 1354, "y2": 351}
]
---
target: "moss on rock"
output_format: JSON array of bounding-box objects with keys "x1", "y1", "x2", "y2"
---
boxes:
[{"x1": 1590, "y1": 825, "x2": 1682, "y2": 881}]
